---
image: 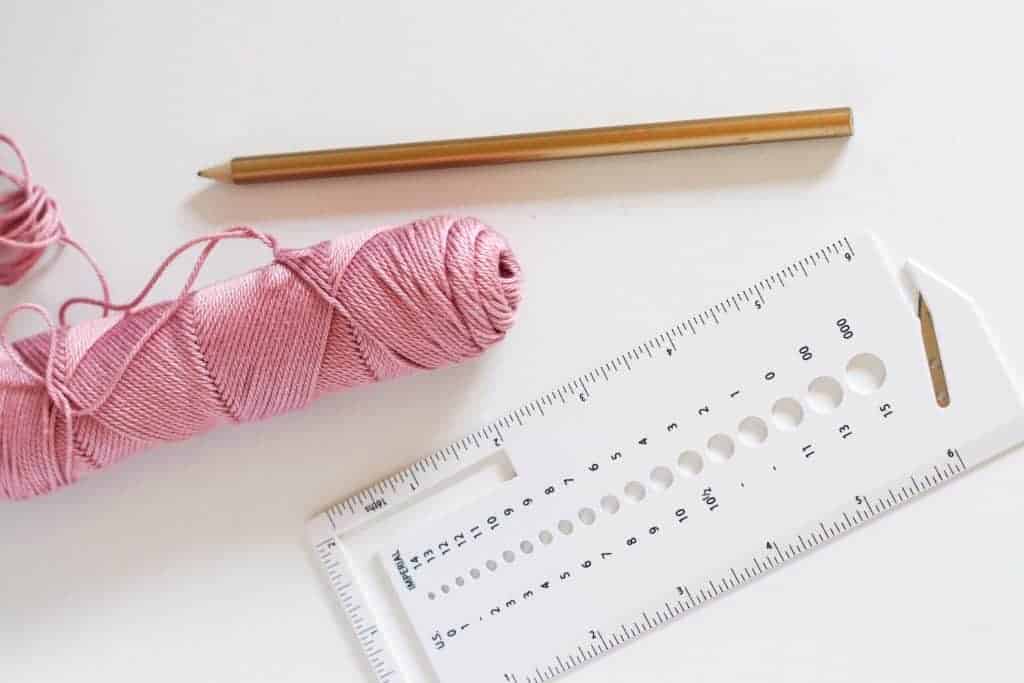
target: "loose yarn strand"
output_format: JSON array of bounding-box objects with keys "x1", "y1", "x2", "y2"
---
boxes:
[
  {"x1": 60, "y1": 228, "x2": 279, "y2": 417},
  {"x1": 0, "y1": 229, "x2": 281, "y2": 490}
]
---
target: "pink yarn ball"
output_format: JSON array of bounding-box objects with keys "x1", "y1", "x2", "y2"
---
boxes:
[{"x1": 0, "y1": 215, "x2": 522, "y2": 500}]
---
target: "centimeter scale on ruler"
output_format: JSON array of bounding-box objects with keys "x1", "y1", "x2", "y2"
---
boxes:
[
  {"x1": 309, "y1": 233, "x2": 1024, "y2": 683},
  {"x1": 322, "y1": 237, "x2": 858, "y2": 528}
]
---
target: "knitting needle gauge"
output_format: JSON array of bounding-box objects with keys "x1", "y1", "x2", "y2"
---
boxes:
[{"x1": 308, "y1": 234, "x2": 1024, "y2": 683}]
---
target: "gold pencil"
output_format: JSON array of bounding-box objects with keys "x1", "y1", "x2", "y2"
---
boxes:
[{"x1": 197, "y1": 107, "x2": 852, "y2": 184}]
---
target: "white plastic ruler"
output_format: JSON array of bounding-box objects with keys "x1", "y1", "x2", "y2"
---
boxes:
[{"x1": 307, "y1": 233, "x2": 1024, "y2": 683}]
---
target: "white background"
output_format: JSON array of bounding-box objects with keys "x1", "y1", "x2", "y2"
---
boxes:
[{"x1": 3, "y1": 2, "x2": 1024, "y2": 681}]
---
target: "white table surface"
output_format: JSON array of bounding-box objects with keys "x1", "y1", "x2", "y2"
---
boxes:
[{"x1": 4, "y1": 2, "x2": 1024, "y2": 681}]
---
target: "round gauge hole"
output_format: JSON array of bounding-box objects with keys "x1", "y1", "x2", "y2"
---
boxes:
[
  {"x1": 649, "y1": 466, "x2": 674, "y2": 491},
  {"x1": 771, "y1": 398, "x2": 804, "y2": 431},
  {"x1": 846, "y1": 353, "x2": 886, "y2": 395},
  {"x1": 578, "y1": 507, "x2": 597, "y2": 525},
  {"x1": 807, "y1": 376, "x2": 843, "y2": 414},
  {"x1": 706, "y1": 434, "x2": 735, "y2": 463},
  {"x1": 678, "y1": 450, "x2": 704, "y2": 476},
  {"x1": 624, "y1": 481, "x2": 647, "y2": 502},
  {"x1": 738, "y1": 416, "x2": 768, "y2": 447}
]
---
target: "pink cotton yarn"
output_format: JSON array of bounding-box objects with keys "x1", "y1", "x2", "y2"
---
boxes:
[
  {"x1": 0, "y1": 135, "x2": 109, "y2": 297},
  {"x1": 0, "y1": 139, "x2": 522, "y2": 500}
]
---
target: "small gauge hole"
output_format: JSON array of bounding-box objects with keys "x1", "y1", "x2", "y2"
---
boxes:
[
  {"x1": 538, "y1": 529, "x2": 554, "y2": 545},
  {"x1": 502, "y1": 550, "x2": 516, "y2": 563},
  {"x1": 469, "y1": 568, "x2": 481, "y2": 579},
  {"x1": 486, "y1": 560, "x2": 498, "y2": 572},
  {"x1": 649, "y1": 466, "x2": 674, "y2": 491},
  {"x1": 455, "y1": 576, "x2": 465, "y2": 587},
  {"x1": 624, "y1": 481, "x2": 647, "y2": 502},
  {"x1": 578, "y1": 507, "x2": 597, "y2": 525},
  {"x1": 428, "y1": 592, "x2": 436, "y2": 600},
  {"x1": 600, "y1": 495, "x2": 621, "y2": 514},
  {"x1": 441, "y1": 584, "x2": 451, "y2": 594},
  {"x1": 520, "y1": 540, "x2": 534, "y2": 554},
  {"x1": 678, "y1": 450, "x2": 704, "y2": 476},
  {"x1": 558, "y1": 519, "x2": 575, "y2": 535}
]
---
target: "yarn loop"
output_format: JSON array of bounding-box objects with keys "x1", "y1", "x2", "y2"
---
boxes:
[{"x1": 0, "y1": 135, "x2": 110, "y2": 306}]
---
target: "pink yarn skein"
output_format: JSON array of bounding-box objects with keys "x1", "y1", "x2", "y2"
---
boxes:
[{"x1": 0, "y1": 139, "x2": 522, "y2": 500}]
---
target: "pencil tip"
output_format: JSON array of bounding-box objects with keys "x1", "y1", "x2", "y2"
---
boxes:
[{"x1": 196, "y1": 162, "x2": 232, "y2": 183}]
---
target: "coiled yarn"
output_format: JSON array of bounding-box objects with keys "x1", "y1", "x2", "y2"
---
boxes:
[{"x1": 0, "y1": 138, "x2": 521, "y2": 500}]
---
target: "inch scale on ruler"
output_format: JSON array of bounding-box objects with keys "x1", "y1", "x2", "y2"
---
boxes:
[{"x1": 308, "y1": 233, "x2": 1024, "y2": 683}]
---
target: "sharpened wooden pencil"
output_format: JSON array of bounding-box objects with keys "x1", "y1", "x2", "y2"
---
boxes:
[{"x1": 197, "y1": 107, "x2": 853, "y2": 184}]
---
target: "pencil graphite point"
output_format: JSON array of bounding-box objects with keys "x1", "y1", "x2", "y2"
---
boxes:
[{"x1": 196, "y1": 162, "x2": 232, "y2": 183}]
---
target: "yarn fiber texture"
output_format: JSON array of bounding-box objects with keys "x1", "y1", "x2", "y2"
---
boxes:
[{"x1": 0, "y1": 143, "x2": 521, "y2": 501}]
